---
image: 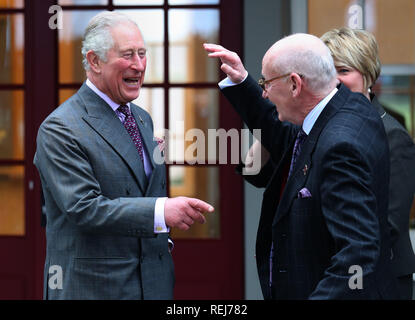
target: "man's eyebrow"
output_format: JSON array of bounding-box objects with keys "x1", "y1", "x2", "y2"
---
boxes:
[{"x1": 120, "y1": 47, "x2": 147, "y2": 53}]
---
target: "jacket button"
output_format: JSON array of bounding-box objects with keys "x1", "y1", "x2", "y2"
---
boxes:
[{"x1": 159, "y1": 253, "x2": 163, "y2": 259}]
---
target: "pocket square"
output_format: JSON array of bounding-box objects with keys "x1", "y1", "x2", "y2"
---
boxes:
[
  {"x1": 298, "y1": 187, "x2": 312, "y2": 198},
  {"x1": 155, "y1": 137, "x2": 165, "y2": 156}
]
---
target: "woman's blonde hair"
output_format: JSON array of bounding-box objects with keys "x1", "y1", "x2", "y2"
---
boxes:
[{"x1": 320, "y1": 27, "x2": 381, "y2": 91}]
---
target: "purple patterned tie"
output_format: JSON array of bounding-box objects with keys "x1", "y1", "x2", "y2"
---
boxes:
[
  {"x1": 288, "y1": 128, "x2": 307, "y2": 177},
  {"x1": 270, "y1": 128, "x2": 307, "y2": 292},
  {"x1": 118, "y1": 104, "x2": 144, "y2": 161}
]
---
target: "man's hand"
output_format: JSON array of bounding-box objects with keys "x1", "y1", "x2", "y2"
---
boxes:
[
  {"x1": 245, "y1": 140, "x2": 270, "y2": 169},
  {"x1": 203, "y1": 43, "x2": 248, "y2": 84},
  {"x1": 164, "y1": 197, "x2": 214, "y2": 231}
]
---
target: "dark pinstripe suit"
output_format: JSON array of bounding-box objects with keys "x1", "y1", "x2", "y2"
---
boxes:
[{"x1": 224, "y1": 76, "x2": 399, "y2": 299}]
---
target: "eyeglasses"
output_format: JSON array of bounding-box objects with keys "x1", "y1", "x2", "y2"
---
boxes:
[{"x1": 258, "y1": 73, "x2": 304, "y2": 90}]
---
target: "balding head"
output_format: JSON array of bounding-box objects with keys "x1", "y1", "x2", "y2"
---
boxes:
[{"x1": 263, "y1": 33, "x2": 337, "y2": 95}]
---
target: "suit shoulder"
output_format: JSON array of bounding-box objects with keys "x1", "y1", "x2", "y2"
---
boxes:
[
  {"x1": 385, "y1": 116, "x2": 415, "y2": 152},
  {"x1": 382, "y1": 112, "x2": 409, "y2": 135},
  {"x1": 319, "y1": 106, "x2": 387, "y2": 156},
  {"x1": 130, "y1": 103, "x2": 155, "y2": 131},
  {"x1": 42, "y1": 92, "x2": 84, "y2": 123},
  {"x1": 130, "y1": 103, "x2": 152, "y2": 119},
  {"x1": 38, "y1": 92, "x2": 86, "y2": 137}
]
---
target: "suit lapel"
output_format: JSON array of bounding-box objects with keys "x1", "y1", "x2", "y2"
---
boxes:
[
  {"x1": 273, "y1": 86, "x2": 346, "y2": 225},
  {"x1": 130, "y1": 105, "x2": 156, "y2": 169},
  {"x1": 370, "y1": 94, "x2": 386, "y2": 117},
  {"x1": 78, "y1": 83, "x2": 148, "y2": 194},
  {"x1": 130, "y1": 105, "x2": 163, "y2": 195}
]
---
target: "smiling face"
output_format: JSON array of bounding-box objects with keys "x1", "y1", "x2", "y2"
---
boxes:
[
  {"x1": 261, "y1": 46, "x2": 304, "y2": 125},
  {"x1": 261, "y1": 69, "x2": 293, "y2": 122},
  {"x1": 335, "y1": 64, "x2": 367, "y2": 98},
  {"x1": 96, "y1": 23, "x2": 147, "y2": 104}
]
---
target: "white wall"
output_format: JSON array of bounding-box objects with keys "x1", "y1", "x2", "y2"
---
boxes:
[{"x1": 242, "y1": 0, "x2": 291, "y2": 300}]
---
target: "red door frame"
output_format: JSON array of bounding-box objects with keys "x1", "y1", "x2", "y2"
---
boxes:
[
  {"x1": 0, "y1": 0, "x2": 244, "y2": 300},
  {"x1": 172, "y1": 2, "x2": 244, "y2": 299},
  {"x1": 0, "y1": 0, "x2": 56, "y2": 299}
]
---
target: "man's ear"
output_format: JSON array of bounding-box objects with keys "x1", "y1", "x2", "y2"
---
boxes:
[
  {"x1": 86, "y1": 50, "x2": 101, "y2": 74},
  {"x1": 290, "y1": 73, "x2": 302, "y2": 98}
]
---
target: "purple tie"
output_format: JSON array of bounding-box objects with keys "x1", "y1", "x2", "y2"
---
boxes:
[
  {"x1": 288, "y1": 128, "x2": 307, "y2": 177},
  {"x1": 118, "y1": 104, "x2": 144, "y2": 161},
  {"x1": 270, "y1": 128, "x2": 307, "y2": 292}
]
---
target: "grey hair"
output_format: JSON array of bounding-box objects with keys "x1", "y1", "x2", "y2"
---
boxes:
[
  {"x1": 272, "y1": 36, "x2": 337, "y2": 94},
  {"x1": 81, "y1": 11, "x2": 139, "y2": 71}
]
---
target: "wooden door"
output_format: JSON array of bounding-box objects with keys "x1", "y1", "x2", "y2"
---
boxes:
[{"x1": 0, "y1": 0, "x2": 244, "y2": 299}]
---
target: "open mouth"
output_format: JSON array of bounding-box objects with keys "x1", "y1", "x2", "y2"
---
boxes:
[{"x1": 123, "y1": 76, "x2": 140, "y2": 86}]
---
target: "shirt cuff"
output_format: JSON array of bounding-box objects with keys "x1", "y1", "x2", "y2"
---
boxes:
[
  {"x1": 218, "y1": 73, "x2": 249, "y2": 89},
  {"x1": 154, "y1": 197, "x2": 169, "y2": 233}
]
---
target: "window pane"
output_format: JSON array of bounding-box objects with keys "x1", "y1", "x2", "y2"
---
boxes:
[
  {"x1": 59, "y1": 10, "x2": 100, "y2": 84},
  {"x1": 132, "y1": 87, "x2": 165, "y2": 138},
  {"x1": 0, "y1": 90, "x2": 24, "y2": 160},
  {"x1": 308, "y1": 0, "x2": 415, "y2": 64},
  {"x1": 0, "y1": 14, "x2": 24, "y2": 84},
  {"x1": 169, "y1": 0, "x2": 219, "y2": 4},
  {"x1": 169, "y1": 9, "x2": 219, "y2": 83},
  {"x1": 58, "y1": 0, "x2": 108, "y2": 5},
  {"x1": 168, "y1": 88, "x2": 219, "y2": 163},
  {"x1": 114, "y1": 0, "x2": 163, "y2": 5},
  {"x1": 169, "y1": 166, "x2": 220, "y2": 239},
  {"x1": 0, "y1": 166, "x2": 25, "y2": 236},
  {"x1": 59, "y1": 10, "x2": 164, "y2": 84},
  {"x1": 116, "y1": 10, "x2": 164, "y2": 83},
  {"x1": 59, "y1": 89, "x2": 78, "y2": 105},
  {"x1": 0, "y1": 0, "x2": 23, "y2": 8}
]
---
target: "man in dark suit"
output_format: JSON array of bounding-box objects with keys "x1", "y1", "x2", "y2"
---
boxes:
[
  {"x1": 204, "y1": 34, "x2": 399, "y2": 299},
  {"x1": 34, "y1": 11, "x2": 213, "y2": 300}
]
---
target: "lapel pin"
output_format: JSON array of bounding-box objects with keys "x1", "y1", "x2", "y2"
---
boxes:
[
  {"x1": 303, "y1": 164, "x2": 308, "y2": 176},
  {"x1": 139, "y1": 116, "x2": 144, "y2": 125}
]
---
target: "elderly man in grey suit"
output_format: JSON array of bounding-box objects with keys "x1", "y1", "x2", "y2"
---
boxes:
[{"x1": 34, "y1": 11, "x2": 214, "y2": 300}]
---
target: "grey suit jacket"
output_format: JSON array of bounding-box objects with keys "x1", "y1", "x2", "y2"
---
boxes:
[{"x1": 34, "y1": 83, "x2": 174, "y2": 300}]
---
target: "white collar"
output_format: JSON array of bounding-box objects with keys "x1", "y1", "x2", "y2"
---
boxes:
[
  {"x1": 302, "y1": 87, "x2": 338, "y2": 134},
  {"x1": 86, "y1": 78, "x2": 130, "y2": 112}
]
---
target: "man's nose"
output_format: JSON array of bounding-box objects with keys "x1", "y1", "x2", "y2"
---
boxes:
[
  {"x1": 262, "y1": 89, "x2": 268, "y2": 99},
  {"x1": 131, "y1": 54, "x2": 145, "y2": 71}
]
